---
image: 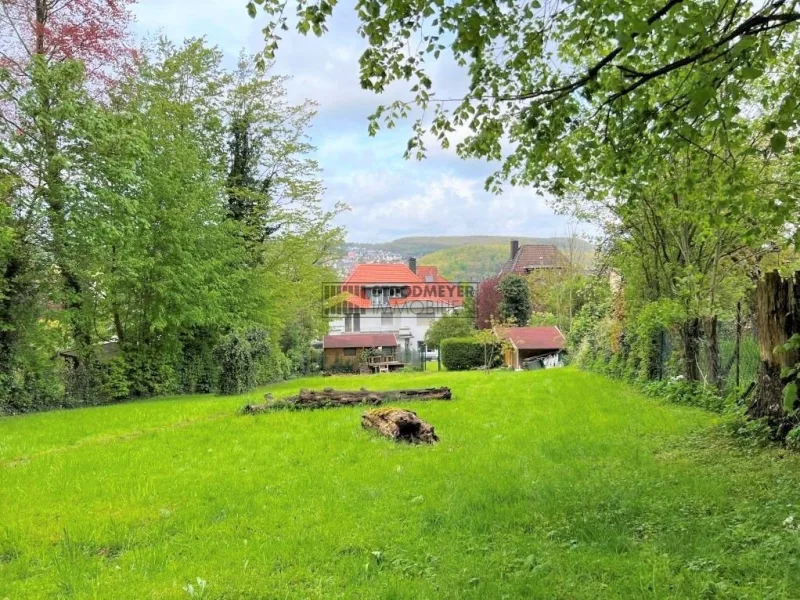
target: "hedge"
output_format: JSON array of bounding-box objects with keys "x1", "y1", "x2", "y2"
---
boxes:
[{"x1": 440, "y1": 337, "x2": 501, "y2": 371}]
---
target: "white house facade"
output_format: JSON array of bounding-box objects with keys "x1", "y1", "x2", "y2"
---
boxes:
[{"x1": 327, "y1": 259, "x2": 467, "y2": 353}]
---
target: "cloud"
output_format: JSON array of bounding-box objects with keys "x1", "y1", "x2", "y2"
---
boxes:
[
  {"x1": 133, "y1": 0, "x2": 576, "y2": 242},
  {"x1": 325, "y1": 166, "x2": 566, "y2": 242}
]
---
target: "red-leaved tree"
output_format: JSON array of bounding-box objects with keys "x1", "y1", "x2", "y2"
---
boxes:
[
  {"x1": 0, "y1": 0, "x2": 137, "y2": 80},
  {"x1": 475, "y1": 275, "x2": 503, "y2": 329}
]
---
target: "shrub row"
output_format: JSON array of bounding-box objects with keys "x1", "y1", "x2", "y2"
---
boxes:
[{"x1": 440, "y1": 337, "x2": 501, "y2": 371}]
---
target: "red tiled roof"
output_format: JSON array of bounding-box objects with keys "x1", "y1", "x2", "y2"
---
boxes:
[
  {"x1": 323, "y1": 333, "x2": 398, "y2": 349},
  {"x1": 339, "y1": 262, "x2": 464, "y2": 307},
  {"x1": 416, "y1": 265, "x2": 448, "y2": 282},
  {"x1": 499, "y1": 326, "x2": 566, "y2": 350},
  {"x1": 344, "y1": 264, "x2": 421, "y2": 284},
  {"x1": 500, "y1": 244, "x2": 567, "y2": 276},
  {"x1": 341, "y1": 293, "x2": 371, "y2": 309}
]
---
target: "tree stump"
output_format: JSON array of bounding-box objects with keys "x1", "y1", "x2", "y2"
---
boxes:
[
  {"x1": 748, "y1": 270, "x2": 800, "y2": 424},
  {"x1": 361, "y1": 408, "x2": 439, "y2": 444}
]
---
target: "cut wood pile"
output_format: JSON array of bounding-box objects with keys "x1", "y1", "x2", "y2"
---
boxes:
[
  {"x1": 241, "y1": 386, "x2": 452, "y2": 414},
  {"x1": 361, "y1": 408, "x2": 439, "y2": 444}
]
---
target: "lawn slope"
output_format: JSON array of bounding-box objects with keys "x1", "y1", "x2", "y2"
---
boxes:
[{"x1": 1, "y1": 369, "x2": 798, "y2": 599}]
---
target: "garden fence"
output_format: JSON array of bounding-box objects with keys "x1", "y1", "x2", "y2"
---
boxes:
[{"x1": 655, "y1": 306, "x2": 760, "y2": 395}]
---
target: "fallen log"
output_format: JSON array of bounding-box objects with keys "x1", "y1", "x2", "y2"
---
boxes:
[
  {"x1": 362, "y1": 408, "x2": 439, "y2": 444},
  {"x1": 241, "y1": 386, "x2": 452, "y2": 414}
]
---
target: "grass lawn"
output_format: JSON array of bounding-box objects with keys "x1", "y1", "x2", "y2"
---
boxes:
[{"x1": 1, "y1": 369, "x2": 799, "y2": 599}]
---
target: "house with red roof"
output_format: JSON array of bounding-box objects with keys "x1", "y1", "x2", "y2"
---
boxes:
[
  {"x1": 326, "y1": 258, "x2": 469, "y2": 359},
  {"x1": 496, "y1": 326, "x2": 566, "y2": 370},
  {"x1": 499, "y1": 240, "x2": 567, "y2": 277}
]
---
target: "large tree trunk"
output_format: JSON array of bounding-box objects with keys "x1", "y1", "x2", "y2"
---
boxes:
[
  {"x1": 747, "y1": 271, "x2": 800, "y2": 423},
  {"x1": 242, "y1": 387, "x2": 453, "y2": 413},
  {"x1": 680, "y1": 318, "x2": 701, "y2": 382}
]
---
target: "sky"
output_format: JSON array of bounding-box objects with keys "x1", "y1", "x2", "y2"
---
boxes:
[{"x1": 132, "y1": 0, "x2": 575, "y2": 243}]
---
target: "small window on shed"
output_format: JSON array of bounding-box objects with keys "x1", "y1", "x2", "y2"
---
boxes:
[{"x1": 343, "y1": 348, "x2": 357, "y2": 356}]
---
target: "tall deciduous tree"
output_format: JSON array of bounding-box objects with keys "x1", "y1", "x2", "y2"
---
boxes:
[
  {"x1": 0, "y1": 0, "x2": 138, "y2": 399},
  {"x1": 0, "y1": 0, "x2": 135, "y2": 79}
]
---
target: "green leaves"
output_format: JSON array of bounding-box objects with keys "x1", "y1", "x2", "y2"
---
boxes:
[
  {"x1": 770, "y1": 131, "x2": 787, "y2": 153},
  {"x1": 784, "y1": 381, "x2": 798, "y2": 409},
  {"x1": 739, "y1": 66, "x2": 763, "y2": 80}
]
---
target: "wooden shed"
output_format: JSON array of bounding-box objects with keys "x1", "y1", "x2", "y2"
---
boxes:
[
  {"x1": 322, "y1": 333, "x2": 400, "y2": 372},
  {"x1": 498, "y1": 326, "x2": 566, "y2": 370}
]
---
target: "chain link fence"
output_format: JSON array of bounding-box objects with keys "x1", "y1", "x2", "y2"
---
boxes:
[{"x1": 655, "y1": 308, "x2": 760, "y2": 395}]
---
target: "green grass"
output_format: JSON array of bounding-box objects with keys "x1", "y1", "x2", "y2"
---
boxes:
[{"x1": 1, "y1": 369, "x2": 799, "y2": 599}]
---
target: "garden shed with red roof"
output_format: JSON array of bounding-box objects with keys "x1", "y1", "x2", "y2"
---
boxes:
[{"x1": 497, "y1": 326, "x2": 566, "y2": 370}]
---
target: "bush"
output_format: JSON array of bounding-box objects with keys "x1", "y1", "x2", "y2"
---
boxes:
[
  {"x1": 441, "y1": 337, "x2": 501, "y2": 371},
  {"x1": 786, "y1": 427, "x2": 800, "y2": 452},
  {"x1": 328, "y1": 358, "x2": 359, "y2": 374},
  {"x1": 101, "y1": 356, "x2": 130, "y2": 401},
  {"x1": 528, "y1": 312, "x2": 558, "y2": 326},
  {"x1": 641, "y1": 379, "x2": 729, "y2": 413},
  {"x1": 724, "y1": 415, "x2": 774, "y2": 449},
  {"x1": 124, "y1": 346, "x2": 180, "y2": 398},
  {"x1": 213, "y1": 332, "x2": 255, "y2": 395},
  {"x1": 246, "y1": 329, "x2": 284, "y2": 385},
  {"x1": 179, "y1": 328, "x2": 219, "y2": 394}
]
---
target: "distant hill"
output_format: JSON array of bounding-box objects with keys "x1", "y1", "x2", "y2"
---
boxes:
[
  {"x1": 360, "y1": 236, "x2": 593, "y2": 258},
  {"x1": 343, "y1": 236, "x2": 595, "y2": 281},
  {"x1": 419, "y1": 244, "x2": 509, "y2": 282}
]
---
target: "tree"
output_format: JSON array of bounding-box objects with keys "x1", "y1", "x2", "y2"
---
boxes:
[
  {"x1": 0, "y1": 0, "x2": 138, "y2": 403},
  {"x1": 225, "y1": 54, "x2": 323, "y2": 248},
  {"x1": 424, "y1": 313, "x2": 474, "y2": 349},
  {"x1": 0, "y1": 31, "x2": 345, "y2": 411},
  {"x1": 251, "y1": 0, "x2": 800, "y2": 210},
  {"x1": 475, "y1": 275, "x2": 502, "y2": 329},
  {"x1": 528, "y1": 226, "x2": 592, "y2": 330},
  {"x1": 499, "y1": 275, "x2": 532, "y2": 326},
  {"x1": 474, "y1": 327, "x2": 512, "y2": 373},
  {"x1": 747, "y1": 271, "x2": 799, "y2": 429},
  {"x1": 0, "y1": 0, "x2": 136, "y2": 80}
]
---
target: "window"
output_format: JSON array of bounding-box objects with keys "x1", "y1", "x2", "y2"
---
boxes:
[
  {"x1": 381, "y1": 312, "x2": 394, "y2": 327},
  {"x1": 343, "y1": 348, "x2": 357, "y2": 357}
]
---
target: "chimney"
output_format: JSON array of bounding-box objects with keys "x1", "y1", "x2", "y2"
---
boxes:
[
  {"x1": 408, "y1": 257, "x2": 417, "y2": 274},
  {"x1": 510, "y1": 240, "x2": 519, "y2": 260}
]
